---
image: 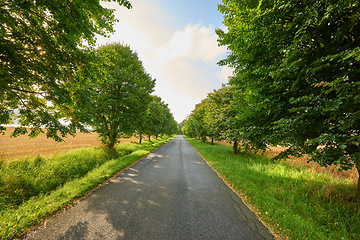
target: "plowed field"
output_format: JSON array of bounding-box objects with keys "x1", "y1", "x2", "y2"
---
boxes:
[{"x1": 0, "y1": 127, "x2": 137, "y2": 160}]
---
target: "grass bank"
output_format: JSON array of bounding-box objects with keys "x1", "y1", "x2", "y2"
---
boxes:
[
  {"x1": 0, "y1": 135, "x2": 175, "y2": 239},
  {"x1": 185, "y1": 136, "x2": 360, "y2": 240}
]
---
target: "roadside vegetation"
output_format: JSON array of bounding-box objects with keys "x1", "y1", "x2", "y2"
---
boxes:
[
  {"x1": 0, "y1": 135, "x2": 175, "y2": 239},
  {"x1": 185, "y1": 137, "x2": 360, "y2": 240},
  {"x1": 183, "y1": 1, "x2": 360, "y2": 202},
  {"x1": 1, "y1": 3, "x2": 179, "y2": 238}
]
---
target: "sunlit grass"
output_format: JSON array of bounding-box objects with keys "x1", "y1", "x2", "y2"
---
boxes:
[
  {"x1": 0, "y1": 135, "x2": 175, "y2": 239},
  {"x1": 185, "y1": 136, "x2": 360, "y2": 240}
]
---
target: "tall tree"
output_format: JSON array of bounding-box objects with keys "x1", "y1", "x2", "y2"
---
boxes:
[
  {"x1": 207, "y1": 85, "x2": 243, "y2": 153},
  {"x1": 184, "y1": 100, "x2": 209, "y2": 142},
  {"x1": 217, "y1": 0, "x2": 360, "y2": 201},
  {"x1": 0, "y1": 0, "x2": 131, "y2": 140},
  {"x1": 92, "y1": 43, "x2": 155, "y2": 149}
]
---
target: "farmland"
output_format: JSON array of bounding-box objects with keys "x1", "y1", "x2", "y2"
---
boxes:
[{"x1": 0, "y1": 127, "x2": 137, "y2": 160}]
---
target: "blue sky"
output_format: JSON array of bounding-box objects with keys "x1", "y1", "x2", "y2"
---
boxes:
[
  {"x1": 157, "y1": 0, "x2": 223, "y2": 27},
  {"x1": 98, "y1": 0, "x2": 232, "y2": 122}
]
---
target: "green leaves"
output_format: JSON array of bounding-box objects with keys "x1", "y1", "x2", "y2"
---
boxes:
[
  {"x1": 89, "y1": 43, "x2": 155, "y2": 149},
  {"x1": 1, "y1": 0, "x2": 131, "y2": 139},
  {"x1": 140, "y1": 95, "x2": 178, "y2": 140},
  {"x1": 217, "y1": 0, "x2": 360, "y2": 200}
]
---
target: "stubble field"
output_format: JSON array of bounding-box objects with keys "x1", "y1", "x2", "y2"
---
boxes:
[{"x1": 0, "y1": 127, "x2": 137, "y2": 160}]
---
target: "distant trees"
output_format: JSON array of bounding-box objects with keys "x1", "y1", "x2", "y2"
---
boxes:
[
  {"x1": 138, "y1": 95, "x2": 178, "y2": 144},
  {"x1": 0, "y1": 0, "x2": 131, "y2": 140},
  {"x1": 90, "y1": 43, "x2": 155, "y2": 149},
  {"x1": 183, "y1": 84, "x2": 243, "y2": 154}
]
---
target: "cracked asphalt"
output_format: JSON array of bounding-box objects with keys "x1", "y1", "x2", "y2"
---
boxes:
[{"x1": 26, "y1": 135, "x2": 274, "y2": 240}]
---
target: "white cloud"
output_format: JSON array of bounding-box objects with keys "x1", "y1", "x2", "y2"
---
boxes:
[
  {"x1": 100, "y1": 0, "x2": 174, "y2": 47},
  {"x1": 217, "y1": 66, "x2": 233, "y2": 82},
  {"x1": 98, "y1": 1, "x2": 227, "y2": 122},
  {"x1": 152, "y1": 24, "x2": 225, "y2": 67}
]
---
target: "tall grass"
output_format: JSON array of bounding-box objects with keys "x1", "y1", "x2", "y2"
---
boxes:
[
  {"x1": 0, "y1": 148, "x2": 118, "y2": 210},
  {"x1": 185, "y1": 137, "x2": 360, "y2": 240},
  {"x1": 0, "y1": 135, "x2": 175, "y2": 239}
]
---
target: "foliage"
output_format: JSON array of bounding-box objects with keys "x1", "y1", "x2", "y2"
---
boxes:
[
  {"x1": 182, "y1": 84, "x2": 248, "y2": 153},
  {"x1": 139, "y1": 95, "x2": 178, "y2": 143},
  {"x1": 217, "y1": 0, "x2": 360, "y2": 201},
  {"x1": 186, "y1": 137, "x2": 360, "y2": 240},
  {"x1": 207, "y1": 85, "x2": 243, "y2": 152},
  {"x1": 0, "y1": 0, "x2": 131, "y2": 140},
  {"x1": 183, "y1": 99, "x2": 209, "y2": 141},
  {"x1": 90, "y1": 43, "x2": 155, "y2": 149}
]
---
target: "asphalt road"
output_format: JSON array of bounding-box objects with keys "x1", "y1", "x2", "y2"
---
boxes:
[{"x1": 26, "y1": 135, "x2": 274, "y2": 240}]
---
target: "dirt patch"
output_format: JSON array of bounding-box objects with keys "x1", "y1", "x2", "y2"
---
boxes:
[{"x1": 0, "y1": 127, "x2": 138, "y2": 161}]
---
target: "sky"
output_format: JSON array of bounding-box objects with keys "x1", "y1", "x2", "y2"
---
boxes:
[{"x1": 97, "y1": 0, "x2": 232, "y2": 123}]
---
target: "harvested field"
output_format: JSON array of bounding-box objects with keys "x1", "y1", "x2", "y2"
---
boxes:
[{"x1": 0, "y1": 127, "x2": 138, "y2": 161}]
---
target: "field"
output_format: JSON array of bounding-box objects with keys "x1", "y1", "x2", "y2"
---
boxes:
[{"x1": 0, "y1": 127, "x2": 137, "y2": 160}]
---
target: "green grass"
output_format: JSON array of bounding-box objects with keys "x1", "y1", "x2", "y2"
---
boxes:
[
  {"x1": 0, "y1": 135, "x2": 175, "y2": 239},
  {"x1": 185, "y1": 136, "x2": 360, "y2": 240}
]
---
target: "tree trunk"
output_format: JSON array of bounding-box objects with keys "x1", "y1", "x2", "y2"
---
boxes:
[
  {"x1": 233, "y1": 140, "x2": 238, "y2": 154},
  {"x1": 148, "y1": 135, "x2": 152, "y2": 142},
  {"x1": 202, "y1": 137, "x2": 206, "y2": 142},
  {"x1": 211, "y1": 138, "x2": 214, "y2": 145},
  {"x1": 139, "y1": 133, "x2": 142, "y2": 144},
  {"x1": 355, "y1": 165, "x2": 360, "y2": 203},
  {"x1": 108, "y1": 141, "x2": 115, "y2": 149},
  {"x1": 107, "y1": 131, "x2": 116, "y2": 149}
]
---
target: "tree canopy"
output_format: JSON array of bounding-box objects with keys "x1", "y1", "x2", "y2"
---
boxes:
[
  {"x1": 139, "y1": 95, "x2": 178, "y2": 143},
  {"x1": 91, "y1": 43, "x2": 155, "y2": 149},
  {"x1": 182, "y1": 84, "x2": 245, "y2": 153},
  {"x1": 216, "y1": 0, "x2": 360, "y2": 201},
  {"x1": 0, "y1": 0, "x2": 131, "y2": 140}
]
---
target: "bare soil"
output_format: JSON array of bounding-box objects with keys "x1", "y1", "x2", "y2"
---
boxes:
[{"x1": 0, "y1": 127, "x2": 138, "y2": 161}]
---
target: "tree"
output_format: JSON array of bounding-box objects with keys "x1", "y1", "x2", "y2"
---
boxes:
[
  {"x1": 207, "y1": 85, "x2": 243, "y2": 153},
  {"x1": 140, "y1": 95, "x2": 178, "y2": 143},
  {"x1": 0, "y1": 0, "x2": 131, "y2": 140},
  {"x1": 184, "y1": 100, "x2": 209, "y2": 142},
  {"x1": 91, "y1": 43, "x2": 154, "y2": 149},
  {"x1": 217, "y1": 0, "x2": 360, "y2": 201}
]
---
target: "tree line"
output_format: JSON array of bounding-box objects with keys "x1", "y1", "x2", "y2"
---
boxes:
[
  {"x1": 1, "y1": 1, "x2": 178, "y2": 149},
  {"x1": 183, "y1": 0, "x2": 360, "y2": 202}
]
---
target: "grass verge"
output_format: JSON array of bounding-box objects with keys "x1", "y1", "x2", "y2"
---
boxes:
[
  {"x1": 185, "y1": 136, "x2": 360, "y2": 240},
  {"x1": 0, "y1": 135, "x2": 175, "y2": 239}
]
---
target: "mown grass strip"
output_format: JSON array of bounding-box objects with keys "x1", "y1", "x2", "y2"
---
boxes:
[
  {"x1": 0, "y1": 135, "x2": 175, "y2": 240},
  {"x1": 185, "y1": 136, "x2": 360, "y2": 240}
]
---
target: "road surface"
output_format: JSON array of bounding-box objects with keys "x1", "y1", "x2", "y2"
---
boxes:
[{"x1": 26, "y1": 135, "x2": 274, "y2": 240}]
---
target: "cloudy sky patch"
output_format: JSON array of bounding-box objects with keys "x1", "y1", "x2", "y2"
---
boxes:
[{"x1": 98, "y1": 0, "x2": 231, "y2": 122}]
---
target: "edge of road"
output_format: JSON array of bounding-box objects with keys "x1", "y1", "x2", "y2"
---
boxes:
[{"x1": 183, "y1": 136, "x2": 280, "y2": 240}]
